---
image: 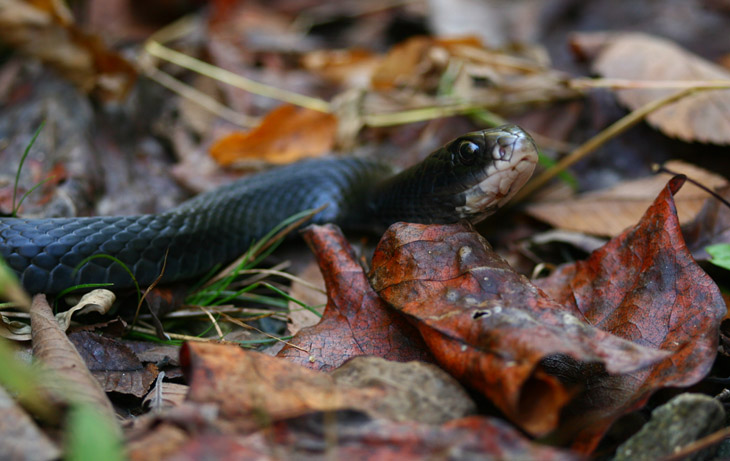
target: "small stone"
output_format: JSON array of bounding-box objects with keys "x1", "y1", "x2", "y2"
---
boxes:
[{"x1": 614, "y1": 393, "x2": 725, "y2": 461}]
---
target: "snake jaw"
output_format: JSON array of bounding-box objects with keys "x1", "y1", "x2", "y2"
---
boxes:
[{"x1": 455, "y1": 126, "x2": 538, "y2": 223}]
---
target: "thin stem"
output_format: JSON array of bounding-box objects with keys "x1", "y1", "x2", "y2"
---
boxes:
[{"x1": 513, "y1": 87, "x2": 700, "y2": 202}]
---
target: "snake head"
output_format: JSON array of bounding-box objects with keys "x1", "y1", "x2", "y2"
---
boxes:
[{"x1": 447, "y1": 125, "x2": 539, "y2": 223}]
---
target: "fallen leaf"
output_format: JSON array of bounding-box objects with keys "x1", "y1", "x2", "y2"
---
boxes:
[
  {"x1": 302, "y1": 48, "x2": 380, "y2": 88},
  {"x1": 209, "y1": 104, "x2": 337, "y2": 167},
  {"x1": 68, "y1": 331, "x2": 158, "y2": 398},
  {"x1": 574, "y1": 32, "x2": 730, "y2": 144},
  {"x1": 535, "y1": 176, "x2": 726, "y2": 452},
  {"x1": 127, "y1": 423, "x2": 190, "y2": 461},
  {"x1": 155, "y1": 411, "x2": 581, "y2": 461},
  {"x1": 369, "y1": 222, "x2": 669, "y2": 437},
  {"x1": 0, "y1": 0, "x2": 136, "y2": 99},
  {"x1": 286, "y1": 260, "x2": 326, "y2": 336},
  {"x1": 526, "y1": 160, "x2": 727, "y2": 236},
  {"x1": 1, "y1": 289, "x2": 115, "y2": 341},
  {"x1": 0, "y1": 385, "x2": 60, "y2": 461},
  {"x1": 371, "y1": 36, "x2": 483, "y2": 91},
  {"x1": 30, "y1": 295, "x2": 118, "y2": 428},
  {"x1": 182, "y1": 342, "x2": 385, "y2": 430},
  {"x1": 277, "y1": 224, "x2": 434, "y2": 371},
  {"x1": 682, "y1": 184, "x2": 730, "y2": 260},
  {"x1": 183, "y1": 343, "x2": 458, "y2": 431}
]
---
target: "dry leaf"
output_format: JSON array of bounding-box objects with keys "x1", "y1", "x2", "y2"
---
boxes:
[
  {"x1": 149, "y1": 413, "x2": 579, "y2": 461},
  {"x1": 1, "y1": 289, "x2": 115, "y2": 341},
  {"x1": 68, "y1": 331, "x2": 158, "y2": 398},
  {"x1": 371, "y1": 36, "x2": 483, "y2": 91},
  {"x1": 0, "y1": 0, "x2": 136, "y2": 99},
  {"x1": 370, "y1": 222, "x2": 669, "y2": 437},
  {"x1": 209, "y1": 104, "x2": 337, "y2": 167},
  {"x1": 30, "y1": 295, "x2": 118, "y2": 428},
  {"x1": 535, "y1": 176, "x2": 725, "y2": 451},
  {"x1": 277, "y1": 224, "x2": 433, "y2": 371},
  {"x1": 302, "y1": 48, "x2": 380, "y2": 88},
  {"x1": 0, "y1": 385, "x2": 60, "y2": 461},
  {"x1": 526, "y1": 161, "x2": 727, "y2": 236},
  {"x1": 577, "y1": 32, "x2": 730, "y2": 144}
]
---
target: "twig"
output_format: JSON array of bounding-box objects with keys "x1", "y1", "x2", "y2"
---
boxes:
[
  {"x1": 659, "y1": 426, "x2": 730, "y2": 461},
  {"x1": 142, "y1": 65, "x2": 259, "y2": 128},
  {"x1": 571, "y1": 78, "x2": 730, "y2": 90},
  {"x1": 144, "y1": 40, "x2": 331, "y2": 113}
]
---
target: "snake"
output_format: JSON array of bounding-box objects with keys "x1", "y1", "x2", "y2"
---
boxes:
[{"x1": 0, "y1": 125, "x2": 538, "y2": 294}]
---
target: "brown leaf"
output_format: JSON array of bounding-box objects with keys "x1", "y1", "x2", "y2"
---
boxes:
[
  {"x1": 371, "y1": 36, "x2": 483, "y2": 91},
  {"x1": 576, "y1": 32, "x2": 730, "y2": 144},
  {"x1": 277, "y1": 224, "x2": 434, "y2": 371},
  {"x1": 127, "y1": 423, "x2": 190, "y2": 461},
  {"x1": 182, "y1": 342, "x2": 385, "y2": 430},
  {"x1": 68, "y1": 331, "x2": 158, "y2": 398},
  {"x1": 183, "y1": 342, "x2": 476, "y2": 432},
  {"x1": 0, "y1": 0, "x2": 136, "y2": 99},
  {"x1": 535, "y1": 176, "x2": 726, "y2": 452},
  {"x1": 682, "y1": 184, "x2": 730, "y2": 260},
  {"x1": 286, "y1": 260, "x2": 327, "y2": 336},
  {"x1": 369, "y1": 223, "x2": 669, "y2": 437},
  {"x1": 209, "y1": 104, "x2": 337, "y2": 167},
  {"x1": 526, "y1": 160, "x2": 727, "y2": 236},
  {"x1": 30, "y1": 295, "x2": 118, "y2": 427},
  {"x1": 0, "y1": 385, "x2": 60, "y2": 461},
  {"x1": 158, "y1": 412, "x2": 581, "y2": 461},
  {"x1": 302, "y1": 48, "x2": 380, "y2": 88}
]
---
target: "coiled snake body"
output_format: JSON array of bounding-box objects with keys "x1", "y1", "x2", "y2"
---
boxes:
[{"x1": 0, "y1": 125, "x2": 538, "y2": 294}]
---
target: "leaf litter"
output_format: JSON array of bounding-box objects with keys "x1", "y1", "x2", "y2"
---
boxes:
[{"x1": 2, "y1": 1, "x2": 730, "y2": 459}]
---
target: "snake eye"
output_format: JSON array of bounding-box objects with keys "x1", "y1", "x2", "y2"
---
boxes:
[{"x1": 457, "y1": 140, "x2": 479, "y2": 164}]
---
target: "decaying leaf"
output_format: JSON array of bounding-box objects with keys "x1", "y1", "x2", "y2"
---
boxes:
[
  {"x1": 0, "y1": 0, "x2": 136, "y2": 99},
  {"x1": 1, "y1": 289, "x2": 115, "y2": 341},
  {"x1": 68, "y1": 331, "x2": 158, "y2": 398},
  {"x1": 526, "y1": 160, "x2": 727, "y2": 237},
  {"x1": 301, "y1": 48, "x2": 380, "y2": 88},
  {"x1": 534, "y1": 176, "x2": 726, "y2": 451},
  {"x1": 682, "y1": 184, "x2": 730, "y2": 261},
  {"x1": 0, "y1": 385, "x2": 60, "y2": 461},
  {"x1": 278, "y1": 224, "x2": 434, "y2": 370},
  {"x1": 145, "y1": 412, "x2": 580, "y2": 461},
  {"x1": 30, "y1": 295, "x2": 118, "y2": 429},
  {"x1": 209, "y1": 104, "x2": 337, "y2": 167},
  {"x1": 369, "y1": 176, "x2": 724, "y2": 449},
  {"x1": 183, "y1": 342, "x2": 394, "y2": 430},
  {"x1": 370, "y1": 222, "x2": 669, "y2": 437},
  {"x1": 574, "y1": 32, "x2": 730, "y2": 144}
]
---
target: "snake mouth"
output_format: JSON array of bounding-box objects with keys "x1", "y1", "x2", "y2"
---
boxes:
[{"x1": 455, "y1": 126, "x2": 539, "y2": 222}]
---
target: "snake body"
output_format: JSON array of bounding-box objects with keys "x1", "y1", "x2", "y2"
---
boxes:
[{"x1": 0, "y1": 125, "x2": 538, "y2": 294}]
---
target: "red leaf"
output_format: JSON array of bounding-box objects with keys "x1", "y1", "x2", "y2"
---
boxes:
[
  {"x1": 535, "y1": 176, "x2": 726, "y2": 451},
  {"x1": 278, "y1": 224, "x2": 433, "y2": 370},
  {"x1": 369, "y1": 223, "x2": 669, "y2": 437}
]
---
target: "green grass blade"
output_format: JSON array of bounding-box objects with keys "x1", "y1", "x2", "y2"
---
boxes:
[{"x1": 12, "y1": 121, "x2": 45, "y2": 216}]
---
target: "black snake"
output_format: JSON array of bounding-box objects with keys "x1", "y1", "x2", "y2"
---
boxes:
[{"x1": 0, "y1": 125, "x2": 538, "y2": 294}]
